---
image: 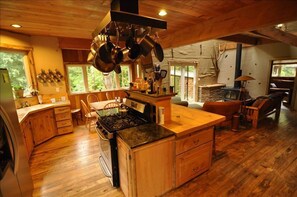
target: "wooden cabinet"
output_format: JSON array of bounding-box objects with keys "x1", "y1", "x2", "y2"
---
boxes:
[
  {"x1": 20, "y1": 118, "x2": 34, "y2": 159},
  {"x1": 54, "y1": 106, "x2": 73, "y2": 135},
  {"x1": 175, "y1": 127, "x2": 214, "y2": 187},
  {"x1": 117, "y1": 136, "x2": 175, "y2": 197},
  {"x1": 30, "y1": 109, "x2": 56, "y2": 145}
]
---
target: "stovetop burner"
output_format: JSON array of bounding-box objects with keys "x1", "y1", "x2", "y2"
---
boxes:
[{"x1": 98, "y1": 113, "x2": 148, "y2": 133}]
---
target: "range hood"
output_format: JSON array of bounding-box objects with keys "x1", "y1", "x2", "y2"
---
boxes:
[{"x1": 92, "y1": 0, "x2": 167, "y2": 40}]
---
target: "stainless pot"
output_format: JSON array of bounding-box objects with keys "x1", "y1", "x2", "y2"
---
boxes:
[
  {"x1": 98, "y1": 35, "x2": 115, "y2": 64},
  {"x1": 93, "y1": 53, "x2": 115, "y2": 73}
]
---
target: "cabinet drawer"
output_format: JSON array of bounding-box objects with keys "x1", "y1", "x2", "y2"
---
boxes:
[
  {"x1": 57, "y1": 126, "x2": 73, "y2": 135},
  {"x1": 56, "y1": 119, "x2": 72, "y2": 128},
  {"x1": 55, "y1": 112, "x2": 71, "y2": 121},
  {"x1": 176, "y1": 127, "x2": 213, "y2": 155},
  {"x1": 176, "y1": 141, "x2": 212, "y2": 187},
  {"x1": 54, "y1": 107, "x2": 70, "y2": 114}
]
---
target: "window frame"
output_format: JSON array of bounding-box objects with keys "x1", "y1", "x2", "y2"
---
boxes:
[
  {"x1": 0, "y1": 46, "x2": 38, "y2": 94},
  {"x1": 66, "y1": 63, "x2": 132, "y2": 95}
]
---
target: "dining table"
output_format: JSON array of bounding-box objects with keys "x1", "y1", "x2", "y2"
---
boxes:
[{"x1": 89, "y1": 98, "x2": 126, "y2": 111}]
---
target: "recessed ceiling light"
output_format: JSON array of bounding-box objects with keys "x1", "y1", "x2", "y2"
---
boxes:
[
  {"x1": 159, "y1": 10, "x2": 167, "y2": 16},
  {"x1": 11, "y1": 24, "x2": 22, "y2": 28},
  {"x1": 276, "y1": 24, "x2": 284, "y2": 28}
]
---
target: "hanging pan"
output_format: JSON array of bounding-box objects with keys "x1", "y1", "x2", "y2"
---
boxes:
[{"x1": 153, "y1": 33, "x2": 164, "y2": 62}]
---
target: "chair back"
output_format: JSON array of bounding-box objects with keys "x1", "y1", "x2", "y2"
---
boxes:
[
  {"x1": 87, "y1": 94, "x2": 99, "y2": 106},
  {"x1": 81, "y1": 100, "x2": 91, "y2": 116}
]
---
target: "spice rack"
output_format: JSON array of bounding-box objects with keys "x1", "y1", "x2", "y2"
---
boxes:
[{"x1": 37, "y1": 69, "x2": 63, "y2": 83}]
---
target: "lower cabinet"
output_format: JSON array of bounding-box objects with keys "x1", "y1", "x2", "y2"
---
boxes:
[
  {"x1": 20, "y1": 118, "x2": 34, "y2": 159},
  {"x1": 175, "y1": 127, "x2": 214, "y2": 187},
  {"x1": 30, "y1": 109, "x2": 56, "y2": 145},
  {"x1": 117, "y1": 136, "x2": 175, "y2": 197},
  {"x1": 54, "y1": 106, "x2": 73, "y2": 135}
]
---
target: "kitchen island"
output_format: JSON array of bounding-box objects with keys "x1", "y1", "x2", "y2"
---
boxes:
[{"x1": 117, "y1": 102, "x2": 225, "y2": 197}]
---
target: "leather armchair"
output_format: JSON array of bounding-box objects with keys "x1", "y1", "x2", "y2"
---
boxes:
[{"x1": 202, "y1": 100, "x2": 242, "y2": 131}]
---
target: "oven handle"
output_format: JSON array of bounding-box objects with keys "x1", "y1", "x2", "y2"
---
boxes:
[
  {"x1": 99, "y1": 156, "x2": 112, "y2": 178},
  {"x1": 95, "y1": 127, "x2": 109, "y2": 141}
]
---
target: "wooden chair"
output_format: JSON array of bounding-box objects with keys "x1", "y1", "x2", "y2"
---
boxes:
[
  {"x1": 87, "y1": 94, "x2": 99, "y2": 111},
  {"x1": 102, "y1": 102, "x2": 120, "y2": 116},
  {"x1": 241, "y1": 93, "x2": 284, "y2": 128},
  {"x1": 80, "y1": 100, "x2": 98, "y2": 131}
]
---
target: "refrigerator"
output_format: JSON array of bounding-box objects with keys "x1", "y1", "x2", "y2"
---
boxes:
[{"x1": 0, "y1": 68, "x2": 33, "y2": 196}]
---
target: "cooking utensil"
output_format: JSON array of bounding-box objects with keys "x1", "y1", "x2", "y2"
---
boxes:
[
  {"x1": 140, "y1": 35, "x2": 155, "y2": 56},
  {"x1": 98, "y1": 35, "x2": 115, "y2": 64},
  {"x1": 160, "y1": 69, "x2": 167, "y2": 79},
  {"x1": 93, "y1": 53, "x2": 115, "y2": 73},
  {"x1": 153, "y1": 42, "x2": 164, "y2": 62},
  {"x1": 153, "y1": 33, "x2": 164, "y2": 62},
  {"x1": 114, "y1": 64, "x2": 122, "y2": 74}
]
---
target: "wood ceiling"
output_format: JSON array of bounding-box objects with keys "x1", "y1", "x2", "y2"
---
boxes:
[{"x1": 1, "y1": 0, "x2": 297, "y2": 49}]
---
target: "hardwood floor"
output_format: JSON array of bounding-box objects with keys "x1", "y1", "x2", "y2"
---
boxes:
[{"x1": 30, "y1": 106, "x2": 297, "y2": 197}]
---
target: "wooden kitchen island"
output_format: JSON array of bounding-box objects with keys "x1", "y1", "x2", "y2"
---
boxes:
[{"x1": 117, "y1": 92, "x2": 225, "y2": 197}]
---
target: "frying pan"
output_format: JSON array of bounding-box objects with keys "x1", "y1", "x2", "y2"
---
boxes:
[{"x1": 153, "y1": 42, "x2": 164, "y2": 62}]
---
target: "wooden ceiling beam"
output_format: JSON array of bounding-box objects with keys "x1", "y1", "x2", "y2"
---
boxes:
[
  {"x1": 218, "y1": 34, "x2": 259, "y2": 45},
  {"x1": 254, "y1": 27, "x2": 297, "y2": 47},
  {"x1": 160, "y1": 1, "x2": 297, "y2": 49}
]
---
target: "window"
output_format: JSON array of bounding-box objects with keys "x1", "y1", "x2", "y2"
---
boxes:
[
  {"x1": 66, "y1": 64, "x2": 131, "y2": 94},
  {"x1": 272, "y1": 59, "x2": 297, "y2": 77},
  {"x1": 0, "y1": 49, "x2": 32, "y2": 95},
  {"x1": 170, "y1": 62, "x2": 197, "y2": 101}
]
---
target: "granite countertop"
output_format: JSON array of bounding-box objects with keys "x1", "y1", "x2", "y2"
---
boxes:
[
  {"x1": 117, "y1": 123, "x2": 175, "y2": 149},
  {"x1": 17, "y1": 101, "x2": 70, "y2": 123}
]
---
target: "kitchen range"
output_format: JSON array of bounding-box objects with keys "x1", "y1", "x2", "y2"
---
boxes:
[{"x1": 95, "y1": 97, "x2": 174, "y2": 187}]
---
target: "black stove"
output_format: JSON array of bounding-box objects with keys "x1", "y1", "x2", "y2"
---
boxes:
[
  {"x1": 95, "y1": 98, "x2": 151, "y2": 188},
  {"x1": 99, "y1": 113, "x2": 147, "y2": 132}
]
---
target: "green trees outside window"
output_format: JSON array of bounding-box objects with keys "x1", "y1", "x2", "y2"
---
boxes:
[
  {"x1": 67, "y1": 64, "x2": 131, "y2": 94},
  {"x1": 0, "y1": 51, "x2": 28, "y2": 90}
]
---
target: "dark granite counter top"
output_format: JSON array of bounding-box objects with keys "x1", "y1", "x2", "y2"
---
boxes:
[{"x1": 117, "y1": 123, "x2": 175, "y2": 149}]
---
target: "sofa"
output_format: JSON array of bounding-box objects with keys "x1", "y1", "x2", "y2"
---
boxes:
[
  {"x1": 242, "y1": 92, "x2": 285, "y2": 128},
  {"x1": 202, "y1": 100, "x2": 242, "y2": 131}
]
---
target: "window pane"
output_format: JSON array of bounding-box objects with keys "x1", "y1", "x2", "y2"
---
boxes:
[
  {"x1": 67, "y1": 66, "x2": 85, "y2": 93},
  {"x1": 87, "y1": 66, "x2": 105, "y2": 91},
  {"x1": 118, "y1": 65, "x2": 130, "y2": 88},
  {"x1": 0, "y1": 51, "x2": 28, "y2": 90}
]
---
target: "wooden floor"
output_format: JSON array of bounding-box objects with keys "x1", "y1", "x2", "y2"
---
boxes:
[{"x1": 30, "y1": 106, "x2": 297, "y2": 197}]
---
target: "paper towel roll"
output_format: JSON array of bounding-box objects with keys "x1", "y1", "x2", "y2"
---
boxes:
[{"x1": 159, "y1": 107, "x2": 165, "y2": 125}]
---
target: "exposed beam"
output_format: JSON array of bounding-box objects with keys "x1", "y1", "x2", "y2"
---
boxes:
[
  {"x1": 219, "y1": 34, "x2": 259, "y2": 45},
  {"x1": 160, "y1": 1, "x2": 297, "y2": 49},
  {"x1": 254, "y1": 27, "x2": 297, "y2": 47}
]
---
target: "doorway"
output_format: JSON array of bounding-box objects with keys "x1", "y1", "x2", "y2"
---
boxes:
[{"x1": 269, "y1": 59, "x2": 297, "y2": 107}]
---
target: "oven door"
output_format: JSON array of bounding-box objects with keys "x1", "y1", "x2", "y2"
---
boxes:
[
  {"x1": 96, "y1": 127, "x2": 112, "y2": 176},
  {"x1": 95, "y1": 126, "x2": 119, "y2": 187}
]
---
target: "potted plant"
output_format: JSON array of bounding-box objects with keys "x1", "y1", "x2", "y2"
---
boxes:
[{"x1": 13, "y1": 85, "x2": 25, "y2": 98}]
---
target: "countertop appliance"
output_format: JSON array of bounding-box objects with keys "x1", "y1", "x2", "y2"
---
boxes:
[
  {"x1": 95, "y1": 98, "x2": 151, "y2": 187},
  {"x1": 0, "y1": 68, "x2": 33, "y2": 196}
]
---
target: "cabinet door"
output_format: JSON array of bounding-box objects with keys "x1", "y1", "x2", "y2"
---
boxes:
[
  {"x1": 20, "y1": 118, "x2": 34, "y2": 159},
  {"x1": 117, "y1": 137, "x2": 131, "y2": 197},
  {"x1": 176, "y1": 141, "x2": 212, "y2": 187},
  {"x1": 30, "y1": 109, "x2": 56, "y2": 145}
]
